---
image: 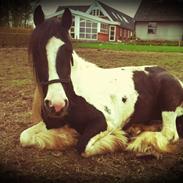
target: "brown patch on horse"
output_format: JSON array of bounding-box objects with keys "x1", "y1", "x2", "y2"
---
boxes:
[{"x1": 126, "y1": 120, "x2": 162, "y2": 138}]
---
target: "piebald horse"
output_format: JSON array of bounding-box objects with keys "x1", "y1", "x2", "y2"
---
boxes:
[{"x1": 20, "y1": 6, "x2": 183, "y2": 157}]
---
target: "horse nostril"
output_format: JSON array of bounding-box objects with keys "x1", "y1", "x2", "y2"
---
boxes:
[
  {"x1": 44, "y1": 99, "x2": 69, "y2": 114},
  {"x1": 44, "y1": 100, "x2": 52, "y2": 109}
]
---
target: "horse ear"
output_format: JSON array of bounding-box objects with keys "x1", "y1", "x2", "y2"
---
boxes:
[
  {"x1": 61, "y1": 8, "x2": 72, "y2": 30},
  {"x1": 33, "y1": 5, "x2": 45, "y2": 26}
]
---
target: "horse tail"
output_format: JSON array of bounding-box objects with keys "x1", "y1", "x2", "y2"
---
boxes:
[
  {"x1": 176, "y1": 79, "x2": 183, "y2": 138},
  {"x1": 177, "y1": 116, "x2": 183, "y2": 138}
]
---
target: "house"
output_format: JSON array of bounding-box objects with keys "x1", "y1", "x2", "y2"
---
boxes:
[
  {"x1": 47, "y1": 0, "x2": 134, "y2": 42},
  {"x1": 135, "y1": 0, "x2": 183, "y2": 41}
]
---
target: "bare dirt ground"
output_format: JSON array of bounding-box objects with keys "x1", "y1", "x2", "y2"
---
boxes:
[{"x1": 0, "y1": 48, "x2": 183, "y2": 183}]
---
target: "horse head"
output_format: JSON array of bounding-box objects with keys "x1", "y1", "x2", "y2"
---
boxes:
[{"x1": 30, "y1": 5, "x2": 73, "y2": 122}]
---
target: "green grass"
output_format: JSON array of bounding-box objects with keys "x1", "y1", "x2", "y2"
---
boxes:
[{"x1": 74, "y1": 42, "x2": 183, "y2": 53}]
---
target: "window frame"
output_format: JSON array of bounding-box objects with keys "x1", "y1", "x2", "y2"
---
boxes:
[
  {"x1": 90, "y1": 8, "x2": 104, "y2": 17},
  {"x1": 147, "y1": 22, "x2": 157, "y2": 34},
  {"x1": 100, "y1": 23, "x2": 109, "y2": 34},
  {"x1": 79, "y1": 18, "x2": 98, "y2": 40}
]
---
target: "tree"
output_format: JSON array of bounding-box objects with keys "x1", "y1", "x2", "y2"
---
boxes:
[
  {"x1": 0, "y1": 0, "x2": 10, "y2": 26},
  {"x1": 0, "y1": 0, "x2": 38, "y2": 27}
]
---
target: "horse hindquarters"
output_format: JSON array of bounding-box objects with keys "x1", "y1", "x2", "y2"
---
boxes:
[{"x1": 127, "y1": 73, "x2": 183, "y2": 156}]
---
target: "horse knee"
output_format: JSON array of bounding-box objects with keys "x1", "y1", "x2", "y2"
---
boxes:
[
  {"x1": 20, "y1": 128, "x2": 52, "y2": 149},
  {"x1": 20, "y1": 122, "x2": 46, "y2": 148},
  {"x1": 82, "y1": 129, "x2": 127, "y2": 157},
  {"x1": 20, "y1": 129, "x2": 36, "y2": 147},
  {"x1": 161, "y1": 111, "x2": 179, "y2": 142}
]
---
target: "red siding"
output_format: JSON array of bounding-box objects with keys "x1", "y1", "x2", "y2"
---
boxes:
[
  {"x1": 98, "y1": 26, "x2": 132, "y2": 42},
  {"x1": 98, "y1": 32, "x2": 109, "y2": 42},
  {"x1": 116, "y1": 27, "x2": 131, "y2": 41},
  {"x1": 114, "y1": 25, "x2": 132, "y2": 41}
]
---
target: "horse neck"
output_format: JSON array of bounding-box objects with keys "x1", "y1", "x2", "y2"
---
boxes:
[{"x1": 71, "y1": 51, "x2": 98, "y2": 74}]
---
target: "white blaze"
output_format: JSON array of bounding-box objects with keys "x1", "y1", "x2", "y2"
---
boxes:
[{"x1": 45, "y1": 36, "x2": 68, "y2": 108}]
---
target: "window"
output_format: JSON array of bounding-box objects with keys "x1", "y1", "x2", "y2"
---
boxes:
[
  {"x1": 120, "y1": 29, "x2": 123, "y2": 37},
  {"x1": 79, "y1": 18, "x2": 97, "y2": 40},
  {"x1": 123, "y1": 29, "x2": 126, "y2": 38},
  {"x1": 109, "y1": 26, "x2": 116, "y2": 41},
  {"x1": 116, "y1": 14, "x2": 124, "y2": 22},
  {"x1": 100, "y1": 23, "x2": 108, "y2": 34},
  {"x1": 70, "y1": 16, "x2": 75, "y2": 39},
  {"x1": 148, "y1": 22, "x2": 157, "y2": 34},
  {"x1": 112, "y1": 12, "x2": 118, "y2": 20},
  {"x1": 123, "y1": 16, "x2": 129, "y2": 23},
  {"x1": 90, "y1": 8, "x2": 104, "y2": 17}
]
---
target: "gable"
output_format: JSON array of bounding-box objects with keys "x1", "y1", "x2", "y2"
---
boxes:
[
  {"x1": 56, "y1": 5, "x2": 90, "y2": 13},
  {"x1": 86, "y1": 1, "x2": 113, "y2": 21},
  {"x1": 86, "y1": 1, "x2": 134, "y2": 30}
]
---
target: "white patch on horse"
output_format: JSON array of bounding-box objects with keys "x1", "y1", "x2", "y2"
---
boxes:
[
  {"x1": 45, "y1": 36, "x2": 68, "y2": 109},
  {"x1": 161, "y1": 111, "x2": 179, "y2": 142},
  {"x1": 120, "y1": 65, "x2": 156, "y2": 74},
  {"x1": 178, "y1": 80, "x2": 183, "y2": 88},
  {"x1": 70, "y1": 52, "x2": 159, "y2": 156},
  {"x1": 176, "y1": 104, "x2": 183, "y2": 117},
  {"x1": 71, "y1": 52, "x2": 154, "y2": 130}
]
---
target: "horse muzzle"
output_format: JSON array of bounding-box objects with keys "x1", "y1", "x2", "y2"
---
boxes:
[{"x1": 42, "y1": 99, "x2": 69, "y2": 119}]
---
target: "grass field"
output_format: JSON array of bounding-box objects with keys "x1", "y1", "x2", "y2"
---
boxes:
[
  {"x1": 75, "y1": 42, "x2": 183, "y2": 53},
  {"x1": 0, "y1": 48, "x2": 183, "y2": 183}
]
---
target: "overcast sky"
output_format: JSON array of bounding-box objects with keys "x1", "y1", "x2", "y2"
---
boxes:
[{"x1": 40, "y1": 0, "x2": 141, "y2": 17}]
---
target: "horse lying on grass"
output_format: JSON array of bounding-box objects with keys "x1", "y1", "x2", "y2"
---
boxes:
[{"x1": 20, "y1": 6, "x2": 183, "y2": 158}]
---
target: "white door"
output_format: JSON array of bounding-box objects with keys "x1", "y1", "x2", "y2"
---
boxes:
[{"x1": 109, "y1": 26, "x2": 116, "y2": 41}]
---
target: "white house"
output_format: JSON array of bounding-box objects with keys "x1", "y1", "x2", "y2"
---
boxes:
[{"x1": 135, "y1": 0, "x2": 183, "y2": 41}]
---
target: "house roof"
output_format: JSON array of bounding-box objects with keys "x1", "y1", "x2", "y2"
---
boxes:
[
  {"x1": 56, "y1": 5, "x2": 90, "y2": 13},
  {"x1": 97, "y1": 1, "x2": 134, "y2": 30},
  {"x1": 135, "y1": 0, "x2": 183, "y2": 22},
  {"x1": 46, "y1": 9, "x2": 120, "y2": 26}
]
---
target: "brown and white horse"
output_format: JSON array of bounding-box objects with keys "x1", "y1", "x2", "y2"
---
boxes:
[{"x1": 20, "y1": 6, "x2": 183, "y2": 157}]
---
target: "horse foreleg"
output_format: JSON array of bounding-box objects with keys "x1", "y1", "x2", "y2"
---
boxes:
[
  {"x1": 82, "y1": 128, "x2": 127, "y2": 157},
  {"x1": 20, "y1": 122, "x2": 78, "y2": 150}
]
